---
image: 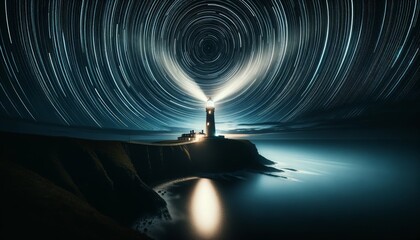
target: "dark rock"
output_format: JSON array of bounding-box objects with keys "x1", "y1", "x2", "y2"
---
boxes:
[{"x1": 0, "y1": 131, "x2": 276, "y2": 239}]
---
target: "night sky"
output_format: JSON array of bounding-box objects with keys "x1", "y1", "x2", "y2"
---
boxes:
[{"x1": 0, "y1": 0, "x2": 419, "y2": 137}]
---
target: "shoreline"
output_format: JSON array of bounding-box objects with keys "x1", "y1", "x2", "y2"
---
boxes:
[{"x1": 0, "y1": 131, "x2": 275, "y2": 239}]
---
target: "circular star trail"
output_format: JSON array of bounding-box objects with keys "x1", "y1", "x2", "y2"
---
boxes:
[{"x1": 0, "y1": 0, "x2": 419, "y2": 133}]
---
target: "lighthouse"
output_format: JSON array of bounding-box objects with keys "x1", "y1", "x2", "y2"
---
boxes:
[{"x1": 206, "y1": 97, "x2": 216, "y2": 137}]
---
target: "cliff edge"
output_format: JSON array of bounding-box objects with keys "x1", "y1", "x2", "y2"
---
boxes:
[{"x1": 0, "y1": 132, "x2": 276, "y2": 239}]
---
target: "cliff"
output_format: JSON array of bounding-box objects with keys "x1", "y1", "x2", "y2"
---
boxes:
[
  {"x1": 0, "y1": 132, "x2": 275, "y2": 239},
  {"x1": 129, "y1": 138, "x2": 275, "y2": 184}
]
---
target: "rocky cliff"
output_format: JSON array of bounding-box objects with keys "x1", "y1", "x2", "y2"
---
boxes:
[{"x1": 0, "y1": 132, "x2": 274, "y2": 239}]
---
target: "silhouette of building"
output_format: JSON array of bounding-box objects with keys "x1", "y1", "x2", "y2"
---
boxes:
[
  {"x1": 206, "y1": 97, "x2": 216, "y2": 137},
  {"x1": 178, "y1": 130, "x2": 205, "y2": 142},
  {"x1": 176, "y1": 97, "x2": 223, "y2": 142}
]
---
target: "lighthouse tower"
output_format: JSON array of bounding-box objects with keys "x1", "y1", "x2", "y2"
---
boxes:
[{"x1": 206, "y1": 98, "x2": 216, "y2": 137}]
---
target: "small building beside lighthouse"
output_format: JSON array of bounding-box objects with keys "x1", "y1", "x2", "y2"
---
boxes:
[
  {"x1": 176, "y1": 97, "x2": 223, "y2": 142},
  {"x1": 206, "y1": 98, "x2": 216, "y2": 137},
  {"x1": 177, "y1": 130, "x2": 205, "y2": 142}
]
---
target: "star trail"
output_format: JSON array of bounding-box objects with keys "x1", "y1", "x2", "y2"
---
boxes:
[{"x1": 0, "y1": 0, "x2": 419, "y2": 134}]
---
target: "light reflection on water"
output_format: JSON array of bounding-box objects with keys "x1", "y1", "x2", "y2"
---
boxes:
[
  {"x1": 189, "y1": 179, "x2": 222, "y2": 239},
  {"x1": 135, "y1": 140, "x2": 420, "y2": 239}
]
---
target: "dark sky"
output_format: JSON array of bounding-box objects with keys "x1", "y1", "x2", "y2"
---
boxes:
[{"x1": 0, "y1": 0, "x2": 419, "y2": 137}]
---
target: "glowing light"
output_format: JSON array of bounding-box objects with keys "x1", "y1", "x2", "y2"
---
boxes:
[
  {"x1": 160, "y1": 55, "x2": 208, "y2": 102},
  {"x1": 213, "y1": 45, "x2": 281, "y2": 102},
  {"x1": 195, "y1": 134, "x2": 205, "y2": 142},
  {"x1": 190, "y1": 179, "x2": 222, "y2": 238},
  {"x1": 206, "y1": 98, "x2": 215, "y2": 108}
]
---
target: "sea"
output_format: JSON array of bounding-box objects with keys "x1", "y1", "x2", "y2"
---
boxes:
[{"x1": 133, "y1": 139, "x2": 420, "y2": 239}]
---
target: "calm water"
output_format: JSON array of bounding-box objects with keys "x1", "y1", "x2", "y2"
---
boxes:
[{"x1": 133, "y1": 140, "x2": 420, "y2": 239}]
